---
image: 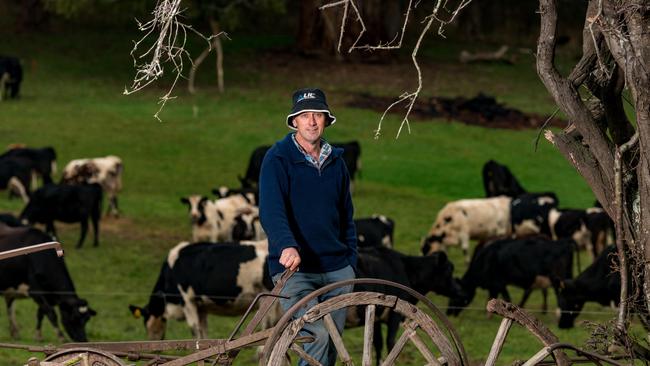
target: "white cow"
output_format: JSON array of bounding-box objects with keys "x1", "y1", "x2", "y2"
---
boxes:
[
  {"x1": 421, "y1": 196, "x2": 512, "y2": 263},
  {"x1": 62, "y1": 155, "x2": 123, "y2": 216}
]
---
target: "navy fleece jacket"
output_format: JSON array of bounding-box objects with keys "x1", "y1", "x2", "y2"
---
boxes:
[{"x1": 259, "y1": 133, "x2": 357, "y2": 276}]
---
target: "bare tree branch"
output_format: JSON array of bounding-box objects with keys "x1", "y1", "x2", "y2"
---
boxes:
[
  {"x1": 320, "y1": 0, "x2": 473, "y2": 138},
  {"x1": 124, "y1": 0, "x2": 221, "y2": 121}
]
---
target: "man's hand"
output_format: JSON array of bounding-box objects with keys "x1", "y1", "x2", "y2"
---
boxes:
[{"x1": 279, "y1": 247, "x2": 301, "y2": 271}]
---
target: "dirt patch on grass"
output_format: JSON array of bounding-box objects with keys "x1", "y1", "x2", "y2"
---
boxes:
[{"x1": 348, "y1": 93, "x2": 565, "y2": 130}]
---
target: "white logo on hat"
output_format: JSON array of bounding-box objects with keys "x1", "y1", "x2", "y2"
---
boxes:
[{"x1": 298, "y1": 92, "x2": 316, "y2": 102}]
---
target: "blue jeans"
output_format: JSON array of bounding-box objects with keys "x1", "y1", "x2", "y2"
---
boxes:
[{"x1": 272, "y1": 265, "x2": 355, "y2": 366}]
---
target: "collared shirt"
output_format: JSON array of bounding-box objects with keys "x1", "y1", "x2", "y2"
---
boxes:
[{"x1": 291, "y1": 133, "x2": 332, "y2": 170}]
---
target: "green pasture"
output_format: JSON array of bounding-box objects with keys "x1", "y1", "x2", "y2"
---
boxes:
[{"x1": 0, "y1": 28, "x2": 638, "y2": 365}]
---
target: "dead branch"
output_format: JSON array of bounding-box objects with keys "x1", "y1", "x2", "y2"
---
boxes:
[
  {"x1": 320, "y1": 0, "x2": 473, "y2": 139},
  {"x1": 124, "y1": 0, "x2": 221, "y2": 121}
]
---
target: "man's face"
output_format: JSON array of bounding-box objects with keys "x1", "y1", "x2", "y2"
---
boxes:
[{"x1": 292, "y1": 111, "x2": 326, "y2": 145}]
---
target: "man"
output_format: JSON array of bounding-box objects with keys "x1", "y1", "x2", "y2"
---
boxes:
[{"x1": 260, "y1": 88, "x2": 357, "y2": 366}]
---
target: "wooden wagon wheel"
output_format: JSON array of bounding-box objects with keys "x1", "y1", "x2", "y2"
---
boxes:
[
  {"x1": 261, "y1": 278, "x2": 468, "y2": 366},
  {"x1": 43, "y1": 347, "x2": 127, "y2": 366}
]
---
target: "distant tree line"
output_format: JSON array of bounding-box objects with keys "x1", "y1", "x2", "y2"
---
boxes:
[{"x1": 2, "y1": 0, "x2": 588, "y2": 55}]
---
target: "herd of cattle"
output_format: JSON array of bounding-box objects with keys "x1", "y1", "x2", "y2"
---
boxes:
[{"x1": 0, "y1": 143, "x2": 627, "y2": 360}]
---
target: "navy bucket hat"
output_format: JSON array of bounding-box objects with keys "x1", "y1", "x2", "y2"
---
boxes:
[{"x1": 286, "y1": 88, "x2": 336, "y2": 129}]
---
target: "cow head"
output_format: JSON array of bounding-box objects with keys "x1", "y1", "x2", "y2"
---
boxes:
[
  {"x1": 129, "y1": 303, "x2": 168, "y2": 340},
  {"x1": 212, "y1": 186, "x2": 230, "y2": 199},
  {"x1": 59, "y1": 298, "x2": 97, "y2": 342},
  {"x1": 180, "y1": 195, "x2": 208, "y2": 225},
  {"x1": 232, "y1": 207, "x2": 260, "y2": 241},
  {"x1": 421, "y1": 233, "x2": 446, "y2": 255},
  {"x1": 446, "y1": 278, "x2": 475, "y2": 316},
  {"x1": 420, "y1": 251, "x2": 468, "y2": 307},
  {"x1": 556, "y1": 279, "x2": 584, "y2": 329}
]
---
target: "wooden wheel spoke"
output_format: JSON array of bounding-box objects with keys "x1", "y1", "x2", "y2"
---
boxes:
[
  {"x1": 265, "y1": 290, "x2": 464, "y2": 366},
  {"x1": 381, "y1": 321, "x2": 418, "y2": 366},
  {"x1": 323, "y1": 313, "x2": 354, "y2": 366},
  {"x1": 408, "y1": 330, "x2": 442, "y2": 366},
  {"x1": 362, "y1": 305, "x2": 376, "y2": 366},
  {"x1": 485, "y1": 318, "x2": 513, "y2": 366},
  {"x1": 290, "y1": 343, "x2": 323, "y2": 366}
]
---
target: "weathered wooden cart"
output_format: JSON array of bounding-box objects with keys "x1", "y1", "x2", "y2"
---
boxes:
[{"x1": 0, "y1": 243, "x2": 628, "y2": 366}]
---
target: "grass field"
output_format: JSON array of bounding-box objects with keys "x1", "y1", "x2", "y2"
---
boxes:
[{"x1": 0, "y1": 27, "x2": 638, "y2": 365}]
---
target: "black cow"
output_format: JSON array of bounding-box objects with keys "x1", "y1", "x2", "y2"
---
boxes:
[
  {"x1": 20, "y1": 183, "x2": 103, "y2": 248},
  {"x1": 448, "y1": 236, "x2": 574, "y2": 316},
  {"x1": 129, "y1": 240, "x2": 273, "y2": 339},
  {"x1": 557, "y1": 246, "x2": 621, "y2": 329},
  {"x1": 510, "y1": 192, "x2": 559, "y2": 237},
  {"x1": 239, "y1": 141, "x2": 361, "y2": 189},
  {"x1": 0, "y1": 224, "x2": 96, "y2": 341},
  {"x1": 349, "y1": 246, "x2": 461, "y2": 365},
  {"x1": 0, "y1": 56, "x2": 22, "y2": 99},
  {"x1": 0, "y1": 213, "x2": 23, "y2": 227},
  {"x1": 335, "y1": 140, "x2": 362, "y2": 184},
  {"x1": 482, "y1": 160, "x2": 526, "y2": 198},
  {"x1": 354, "y1": 215, "x2": 395, "y2": 248},
  {"x1": 239, "y1": 145, "x2": 271, "y2": 189},
  {"x1": 1, "y1": 146, "x2": 57, "y2": 185},
  {"x1": 0, "y1": 156, "x2": 32, "y2": 202}
]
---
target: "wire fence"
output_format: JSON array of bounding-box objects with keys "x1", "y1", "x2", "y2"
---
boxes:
[{"x1": 7, "y1": 289, "x2": 625, "y2": 316}]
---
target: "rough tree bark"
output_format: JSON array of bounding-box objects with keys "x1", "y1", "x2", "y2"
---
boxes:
[{"x1": 536, "y1": 0, "x2": 650, "y2": 336}]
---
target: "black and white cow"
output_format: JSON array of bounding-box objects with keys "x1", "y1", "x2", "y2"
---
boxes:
[
  {"x1": 238, "y1": 141, "x2": 361, "y2": 190},
  {"x1": 510, "y1": 192, "x2": 559, "y2": 237},
  {"x1": 0, "y1": 55, "x2": 23, "y2": 99},
  {"x1": 213, "y1": 186, "x2": 259, "y2": 206},
  {"x1": 181, "y1": 193, "x2": 257, "y2": 242},
  {"x1": 349, "y1": 246, "x2": 461, "y2": 365},
  {"x1": 556, "y1": 245, "x2": 621, "y2": 329},
  {"x1": 1, "y1": 146, "x2": 57, "y2": 186},
  {"x1": 584, "y1": 207, "x2": 614, "y2": 258},
  {"x1": 231, "y1": 206, "x2": 266, "y2": 241},
  {"x1": 0, "y1": 156, "x2": 32, "y2": 202},
  {"x1": 20, "y1": 183, "x2": 103, "y2": 248},
  {"x1": 0, "y1": 224, "x2": 96, "y2": 341},
  {"x1": 421, "y1": 196, "x2": 512, "y2": 263},
  {"x1": 447, "y1": 236, "x2": 574, "y2": 316},
  {"x1": 129, "y1": 240, "x2": 273, "y2": 339},
  {"x1": 61, "y1": 156, "x2": 123, "y2": 217},
  {"x1": 482, "y1": 160, "x2": 526, "y2": 198},
  {"x1": 354, "y1": 215, "x2": 395, "y2": 248},
  {"x1": 545, "y1": 208, "x2": 592, "y2": 253}
]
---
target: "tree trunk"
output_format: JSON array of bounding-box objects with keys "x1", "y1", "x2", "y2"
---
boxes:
[
  {"x1": 187, "y1": 16, "x2": 224, "y2": 94},
  {"x1": 536, "y1": 0, "x2": 650, "y2": 338},
  {"x1": 208, "y1": 17, "x2": 224, "y2": 93},
  {"x1": 188, "y1": 46, "x2": 211, "y2": 94}
]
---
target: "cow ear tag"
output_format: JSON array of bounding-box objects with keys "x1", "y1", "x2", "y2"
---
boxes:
[{"x1": 134, "y1": 308, "x2": 141, "y2": 318}]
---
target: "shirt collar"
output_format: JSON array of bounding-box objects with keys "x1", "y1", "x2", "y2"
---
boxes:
[{"x1": 291, "y1": 133, "x2": 332, "y2": 168}]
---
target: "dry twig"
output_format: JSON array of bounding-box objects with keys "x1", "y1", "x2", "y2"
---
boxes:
[
  {"x1": 124, "y1": 0, "x2": 222, "y2": 121},
  {"x1": 320, "y1": 0, "x2": 473, "y2": 138}
]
